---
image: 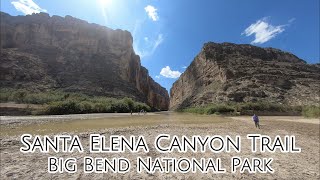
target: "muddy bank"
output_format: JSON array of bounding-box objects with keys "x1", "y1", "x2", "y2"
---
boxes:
[
  {"x1": 0, "y1": 112, "x2": 228, "y2": 136},
  {"x1": 0, "y1": 103, "x2": 45, "y2": 116},
  {"x1": 0, "y1": 112, "x2": 159, "y2": 126}
]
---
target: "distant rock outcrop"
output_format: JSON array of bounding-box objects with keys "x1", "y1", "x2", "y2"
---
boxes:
[
  {"x1": 170, "y1": 42, "x2": 320, "y2": 109},
  {"x1": 0, "y1": 12, "x2": 169, "y2": 110}
]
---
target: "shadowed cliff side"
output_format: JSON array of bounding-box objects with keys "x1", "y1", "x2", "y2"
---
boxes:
[{"x1": 0, "y1": 12, "x2": 169, "y2": 110}]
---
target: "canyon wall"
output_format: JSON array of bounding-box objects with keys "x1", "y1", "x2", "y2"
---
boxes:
[
  {"x1": 170, "y1": 42, "x2": 320, "y2": 109},
  {"x1": 0, "y1": 12, "x2": 169, "y2": 110}
]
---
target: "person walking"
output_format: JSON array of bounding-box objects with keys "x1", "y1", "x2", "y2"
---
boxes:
[{"x1": 252, "y1": 114, "x2": 260, "y2": 129}]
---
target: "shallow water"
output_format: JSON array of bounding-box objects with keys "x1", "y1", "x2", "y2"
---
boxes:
[{"x1": 0, "y1": 112, "x2": 231, "y2": 136}]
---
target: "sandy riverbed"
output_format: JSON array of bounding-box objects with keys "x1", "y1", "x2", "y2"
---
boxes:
[{"x1": 0, "y1": 113, "x2": 319, "y2": 179}]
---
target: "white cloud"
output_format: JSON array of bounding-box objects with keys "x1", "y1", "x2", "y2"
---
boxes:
[
  {"x1": 288, "y1": 18, "x2": 296, "y2": 23},
  {"x1": 153, "y1": 34, "x2": 163, "y2": 51},
  {"x1": 155, "y1": 75, "x2": 160, "y2": 79},
  {"x1": 11, "y1": 0, "x2": 47, "y2": 15},
  {"x1": 182, "y1": 66, "x2": 187, "y2": 69},
  {"x1": 144, "y1": 5, "x2": 159, "y2": 21},
  {"x1": 160, "y1": 66, "x2": 182, "y2": 78},
  {"x1": 242, "y1": 17, "x2": 285, "y2": 44},
  {"x1": 134, "y1": 34, "x2": 164, "y2": 58}
]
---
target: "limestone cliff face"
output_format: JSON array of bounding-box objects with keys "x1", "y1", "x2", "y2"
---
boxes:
[
  {"x1": 0, "y1": 12, "x2": 169, "y2": 110},
  {"x1": 170, "y1": 42, "x2": 320, "y2": 109}
]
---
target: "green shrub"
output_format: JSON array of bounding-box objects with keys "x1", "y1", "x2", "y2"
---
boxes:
[
  {"x1": 43, "y1": 99, "x2": 151, "y2": 115},
  {"x1": 123, "y1": 97, "x2": 134, "y2": 110},
  {"x1": 93, "y1": 103, "x2": 107, "y2": 113},
  {"x1": 302, "y1": 106, "x2": 320, "y2": 118},
  {"x1": 206, "y1": 105, "x2": 235, "y2": 114},
  {"x1": 79, "y1": 101, "x2": 93, "y2": 113},
  {"x1": 181, "y1": 104, "x2": 235, "y2": 115},
  {"x1": 46, "y1": 101, "x2": 80, "y2": 115},
  {"x1": 0, "y1": 88, "x2": 11, "y2": 102},
  {"x1": 179, "y1": 102, "x2": 304, "y2": 115},
  {"x1": 0, "y1": 88, "x2": 65, "y2": 104},
  {"x1": 110, "y1": 100, "x2": 129, "y2": 113},
  {"x1": 133, "y1": 102, "x2": 151, "y2": 112}
]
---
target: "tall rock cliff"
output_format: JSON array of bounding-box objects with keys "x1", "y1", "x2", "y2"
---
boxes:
[
  {"x1": 0, "y1": 12, "x2": 169, "y2": 110},
  {"x1": 170, "y1": 42, "x2": 320, "y2": 109}
]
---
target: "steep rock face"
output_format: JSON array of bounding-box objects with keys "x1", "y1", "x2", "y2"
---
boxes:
[
  {"x1": 0, "y1": 12, "x2": 169, "y2": 110},
  {"x1": 170, "y1": 42, "x2": 320, "y2": 109}
]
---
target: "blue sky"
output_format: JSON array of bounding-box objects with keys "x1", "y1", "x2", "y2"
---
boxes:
[{"x1": 1, "y1": 0, "x2": 319, "y2": 92}]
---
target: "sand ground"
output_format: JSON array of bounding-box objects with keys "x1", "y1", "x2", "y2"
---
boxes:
[{"x1": 0, "y1": 114, "x2": 319, "y2": 179}]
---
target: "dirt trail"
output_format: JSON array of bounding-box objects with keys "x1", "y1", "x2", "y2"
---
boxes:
[{"x1": 230, "y1": 116, "x2": 320, "y2": 125}]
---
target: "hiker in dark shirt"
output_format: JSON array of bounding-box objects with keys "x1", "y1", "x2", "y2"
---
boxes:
[{"x1": 252, "y1": 114, "x2": 260, "y2": 129}]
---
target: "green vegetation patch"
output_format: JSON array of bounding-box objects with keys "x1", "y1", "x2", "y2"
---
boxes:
[
  {"x1": 302, "y1": 105, "x2": 320, "y2": 118},
  {"x1": 0, "y1": 88, "x2": 150, "y2": 115},
  {"x1": 180, "y1": 104, "x2": 235, "y2": 115},
  {"x1": 177, "y1": 101, "x2": 310, "y2": 116}
]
